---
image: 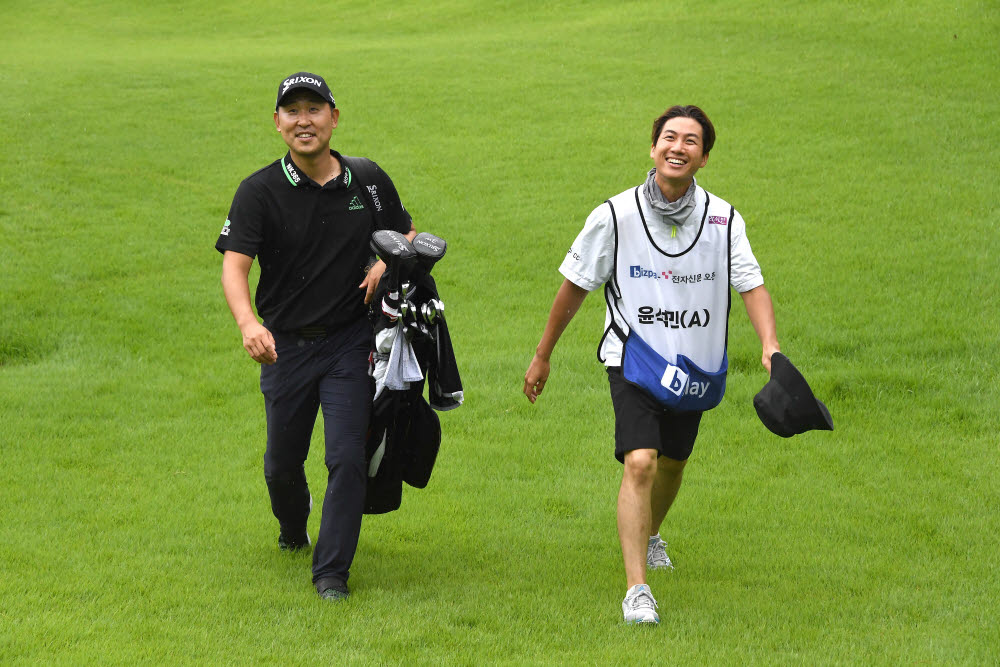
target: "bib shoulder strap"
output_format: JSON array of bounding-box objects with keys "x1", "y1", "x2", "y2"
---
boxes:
[{"x1": 603, "y1": 197, "x2": 630, "y2": 341}]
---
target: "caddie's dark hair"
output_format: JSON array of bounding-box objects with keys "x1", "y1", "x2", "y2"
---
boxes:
[{"x1": 651, "y1": 105, "x2": 716, "y2": 154}]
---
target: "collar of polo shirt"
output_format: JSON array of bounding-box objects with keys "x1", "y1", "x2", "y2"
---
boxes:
[{"x1": 280, "y1": 150, "x2": 352, "y2": 189}]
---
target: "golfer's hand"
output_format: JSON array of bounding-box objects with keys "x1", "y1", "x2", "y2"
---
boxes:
[
  {"x1": 523, "y1": 354, "x2": 550, "y2": 404},
  {"x1": 360, "y1": 260, "x2": 387, "y2": 305},
  {"x1": 241, "y1": 320, "x2": 277, "y2": 365}
]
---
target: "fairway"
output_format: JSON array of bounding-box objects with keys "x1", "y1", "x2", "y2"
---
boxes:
[{"x1": 1, "y1": 0, "x2": 998, "y2": 663}]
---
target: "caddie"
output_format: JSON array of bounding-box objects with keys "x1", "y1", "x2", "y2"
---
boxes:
[
  {"x1": 523, "y1": 105, "x2": 780, "y2": 624},
  {"x1": 216, "y1": 71, "x2": 416, "y2": 602}
]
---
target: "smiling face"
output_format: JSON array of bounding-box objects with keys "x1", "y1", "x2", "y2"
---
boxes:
[
  {"x1": 649, "y1": 116, "x2": 709, "y2": 196},
  {"x1": 273, "y1": 90, "x2": 339, "y2": 160}
]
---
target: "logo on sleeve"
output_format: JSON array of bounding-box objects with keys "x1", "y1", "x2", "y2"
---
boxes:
[
  {"x1": 220, "y1": 219, "x2": 231, "y2": 236},
  {"x1": 348, "y1": 196, "x2": 365, "y2": 211}
]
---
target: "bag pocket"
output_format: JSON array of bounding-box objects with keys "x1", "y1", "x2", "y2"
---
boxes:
[{"x1": 621, "y1": 331, "x2": 727, "y2": 411}]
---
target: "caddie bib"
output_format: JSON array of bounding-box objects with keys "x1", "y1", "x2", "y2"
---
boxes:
[{"x1": 601, "y1": 186, "x2": 733, "y2": 411}]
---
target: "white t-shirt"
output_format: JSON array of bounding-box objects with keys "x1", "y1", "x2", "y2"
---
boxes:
[{"x1": 560, "y1": 183, "x2": 764, "y2": 366}]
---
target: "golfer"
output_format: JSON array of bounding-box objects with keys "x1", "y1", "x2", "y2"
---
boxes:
[
  {"x1": 523, "y1": 105, "x2": 779, "y2": 624},
  {"x1": 217, "y1": 72, "x2": 415, "y2": 602}
]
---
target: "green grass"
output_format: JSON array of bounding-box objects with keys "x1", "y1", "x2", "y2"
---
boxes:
[{"x1": 1, "y1": 0, "x2": 998, "y2": 663}]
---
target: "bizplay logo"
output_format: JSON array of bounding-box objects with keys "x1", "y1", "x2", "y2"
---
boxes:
[
  {"x1": 708, "y1": 216, "x2": 728, "y2": 225},
  {"x1": 629, "y1": 265, "x2": 672, "y2": 280},
  {"x1": 348, "y1": 196, "x2": 365, "y2": 211}
]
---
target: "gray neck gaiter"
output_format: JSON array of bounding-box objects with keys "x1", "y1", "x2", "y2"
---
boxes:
[{"x1": 642, "y1": 168, "x2": 697, "y2": 226}]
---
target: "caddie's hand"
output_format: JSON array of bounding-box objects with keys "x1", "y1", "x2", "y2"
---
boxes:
[
  {"x1": 762, "y1": 345, "x2": 780, "y2": 376},
  {"x1": 241, "y1": 320, "x2": 277, "y2": 365},
  {"x1": 359, "y1": 259, "x2": 387, "y2": 305},
  {"x1": 523, "y1": 354, "x2": 551, "y2": 404}
]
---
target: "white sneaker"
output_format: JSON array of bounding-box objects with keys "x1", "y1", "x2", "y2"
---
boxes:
[
  {"x1": 622, "y1": 584, "x2": 659, "y2": 624},
  {"x1": 647, "y1": 535, "x2": 674, "y2": 570}
]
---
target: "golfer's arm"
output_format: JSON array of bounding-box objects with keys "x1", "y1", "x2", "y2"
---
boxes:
[
  {"x1": 535, "y1": 279, "x2": 589, "y2": 360},
  {"x1": 740, "y1": 285, "x2": 780, "y2": 356},
  {"x1": 221, "y1": 251, "x2": 259, "y2": 329}
]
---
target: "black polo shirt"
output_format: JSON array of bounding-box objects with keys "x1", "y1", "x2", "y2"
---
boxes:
[{"x1": 216, "y1": 150, "x2": 412, "y2": 331}]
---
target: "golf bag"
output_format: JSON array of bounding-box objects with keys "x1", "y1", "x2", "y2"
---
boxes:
[{"x1": 364, "y1": 231, "x2": 463, "y2": 514}]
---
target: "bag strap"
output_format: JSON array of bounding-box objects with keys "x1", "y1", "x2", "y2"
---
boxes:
[{"x1": 340, "y1": 155, "x2": 388, "y2": 231}]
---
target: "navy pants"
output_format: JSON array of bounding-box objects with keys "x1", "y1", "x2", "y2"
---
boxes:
[{"x1": 260, "y1": 318, "x2": 373, "y2": 587}]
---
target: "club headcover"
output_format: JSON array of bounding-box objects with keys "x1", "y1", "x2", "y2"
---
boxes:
[
  {"x1": 411, "y1": 232, "x2": 447, "y2": 275},
  {"x1": 371, "y1": 230, "x2": 417, "y2": 264},
  {"x1": 370, "y1": 230, "x2": 416, "y2": 291},
  {"x1": 753, "y1": 352, "x2": 834, "y2": 437}
]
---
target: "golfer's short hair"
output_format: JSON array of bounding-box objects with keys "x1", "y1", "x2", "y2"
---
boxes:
[{"x1": 651, "y1": 105, "x2": 716, "y2": 155}]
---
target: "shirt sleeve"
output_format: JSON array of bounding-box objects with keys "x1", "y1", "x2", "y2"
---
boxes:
[
  {"x1": 372, "y1": 162, "x2": 413, "y2": 234},
  {"x1": 215, "y1": 178, "x2": 265, "y2": 258},
  {"x1": 729, "y1": 209, "x2": 764, "y2": 293},
  {"x1": 558, "y1": 203, "x2": 615, "y2": 292}
]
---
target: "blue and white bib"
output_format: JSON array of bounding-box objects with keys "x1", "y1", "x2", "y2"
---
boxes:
[{"x1": 601, "y1": 186, "x2": 733, "y2": 411}]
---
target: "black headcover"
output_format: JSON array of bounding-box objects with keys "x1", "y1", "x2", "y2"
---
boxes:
[
  {"x1": 753, "y1": 353, "x2": 834, "y2": 438},
  {"x1": 370, "y1": 230, "x2": 416, "y2": 292},
  {"x1": 412, "y1": 232, "x2": 446, "y2": 269},
  {"x1": 401, "y1": 232, "x2": 447, "y2": 284}
]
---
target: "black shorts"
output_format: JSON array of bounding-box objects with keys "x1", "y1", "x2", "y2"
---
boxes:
[{"x1": 607, "y1": 366, "x2": 703, "y2": 463}]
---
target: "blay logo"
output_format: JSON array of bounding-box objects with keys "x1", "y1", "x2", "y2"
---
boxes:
[
  {"x1": 708, "y1": 215, "x2": 728, "y2": 225},
  {"x1": 348, "y1": 196, "x2": 365, "y2": 211},
  {"x1": 366, "y1": 185, "x2": 382, "y2": 212},
  {"x1": 660, "y1": 364, "x2": 710, "y2": 398},
  {"x1": 629, "y1": 265, "x2": 673, "y2": 280},
  {"x1": 220, "y1": 219, "x2": 231, "y2": 236}
]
